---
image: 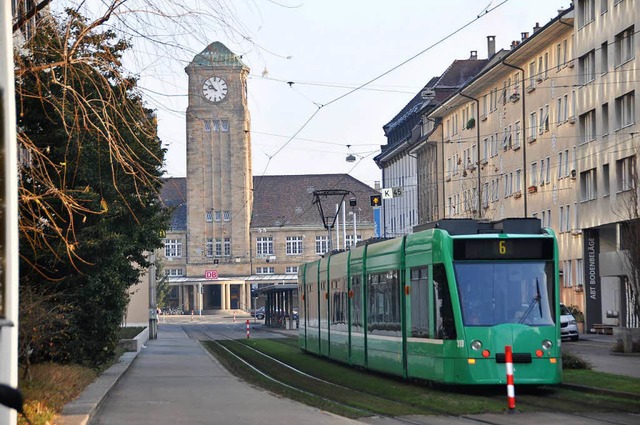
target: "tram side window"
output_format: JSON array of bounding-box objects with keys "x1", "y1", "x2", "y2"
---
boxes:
[
  {"x1": 351, "y1": 275, "x2": 363, "y2": 332},
  {"x1": 433, "y1": 264, "x2": 456, "y2": 340},
  {"x1": 331, "y1": 278, "x2": 348, "y2": 331},
  {"x1": 367, "y1": 270, "x2": 401, "y2": 336},
  {"x1": 308, "y1": 282, "x2": 318, "y2": 328},
  {"x1": 410, "y1": 267, "x2": 430, "y2": 338}
]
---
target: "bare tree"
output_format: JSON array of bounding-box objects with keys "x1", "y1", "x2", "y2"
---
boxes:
[
  {"x1": 13, "y1": 0, "x2": 261, "y2": 272},
  {"x1": 616, "y1": 151, "x2": 640, "y2": 327}
]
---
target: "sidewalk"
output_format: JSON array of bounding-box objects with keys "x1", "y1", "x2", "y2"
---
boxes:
[
  {"x1": 562, "y1": 333, "x2": 640, "y2": 378},
  {"x1": 59, "y1": 323, "x2": 363, "y2": 425}
]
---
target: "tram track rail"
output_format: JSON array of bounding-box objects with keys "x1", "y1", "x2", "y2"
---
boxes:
[{"x1": 183, "y1": 324, "x2": 640, "y2": 425}]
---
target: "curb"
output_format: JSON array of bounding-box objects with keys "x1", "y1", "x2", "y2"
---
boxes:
[{"x1": 57, "y1": 351, "x2": 139, "y2": 425}]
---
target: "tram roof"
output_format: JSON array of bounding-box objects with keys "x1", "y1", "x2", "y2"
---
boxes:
[{"x1": 414, "y1": 218, "x2": 544, "y2": 235}]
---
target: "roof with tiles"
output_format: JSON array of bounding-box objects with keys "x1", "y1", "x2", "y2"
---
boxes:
[
  {"x1": 160, "y1": 174, "x2": 378, "y2": 232},
  {"x1": 434, "y1": 58, "x2": 489, "y2": 89},
  {"x1": 190, "y1": 41, "x2": 248, "y2": 68},
  {"x1": 160, "y1": 177, "x2": 187, "y2": 231},
  {"x1": 251, "y1": 174, "x2": 377, "y2": 228},
  {"x1": 383, "y1": 76, "x2": 439, "y2": 134}
]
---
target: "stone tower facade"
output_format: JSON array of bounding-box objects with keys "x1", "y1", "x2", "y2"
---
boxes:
[{"x1": 184, "y1": 42, "x2": 253, "y2": 277}]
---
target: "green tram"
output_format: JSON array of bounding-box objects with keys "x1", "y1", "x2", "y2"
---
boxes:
[{"x1": 297, "y1": 218, "x2": 562, "y2": 385}]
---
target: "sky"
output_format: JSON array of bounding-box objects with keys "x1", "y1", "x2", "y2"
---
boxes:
[{"x1": 73, "y1": 0, "x2": 574, "y2": 188}]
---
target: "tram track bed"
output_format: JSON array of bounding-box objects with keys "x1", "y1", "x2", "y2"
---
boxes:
[{"x1": 194, "y1": 330, "x2": 640, "y2": 421}]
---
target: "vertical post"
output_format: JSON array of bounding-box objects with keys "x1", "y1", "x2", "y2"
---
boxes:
[
  {"x1": 1, "y1": 2, "x2": 19, "y2": 423},
  {"x1": 335, "y1": 203, "x2": 340, "y2": 250},
  {"x1": 342, "y1": 201, "x2": 346, "y2": 249},
  {"x1": 505, "y1": 345, "x2": 516, "y2": 412},
  {"x1": 353, "y1": 212, "x2": 357, "y2": 247},
  {"x1": 246, "y1": 320, "x2": 250, "y2": 339}
]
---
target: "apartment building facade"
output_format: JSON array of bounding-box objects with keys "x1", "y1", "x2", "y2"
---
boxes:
[
  {"x1": 427, "y1": 8, "x2": 584, "y2": 310},
  {"x1": 573, "y1": 0, "x2": 639, "y2": 329}
]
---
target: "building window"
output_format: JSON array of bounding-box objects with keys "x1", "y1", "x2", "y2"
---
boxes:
[
  {"x1": 215, "y1": 238, "x2": 222, "y2": 257},
  {"x1": 579, "y1": 109, "x2": 596, "y2": 143},
  {"x1": 601, "y1": 41, "x2": 609, "y2": 74},
  {"x1": 603, "y1": 163, "x2": 610, "y2": 196},
  {"x1": 204, "y1": 120, "x2": 212, "y2": 133},
  {"x1": 614, "y1": 26, "x2": 634, "y2": 66},
  {"x1": 514, "y1": 121, "x2": 521, "y2": 149},
  {"x1": 578, "y1": 0, "x2": 595, "y2": 28},
  {"x1": 617, "y1": 156, "x2": 636, "y2": 192},
  {"x1": 579, "y1": 50, "x2": 595, "y2": 84},
  {"x1": 558, "y1": 151, "x2": 564, "y2": 179},
  {"x1": 286, "y1": 236, "x2": 303, "y2": 255},
  {"x1": 601, "y1": 0, "x2": 609, "y2": 14},
  {"x1": 215, "y1": 211, "x2": 221, "y2": 221},
  {"x1": 164, "y1": 239, "x2": 182, "y2": 257},
  {"x1": 559, "y1": 206, "x2": 565, "y2": 232},
  {"x1": 165, "y1": 269, "x2": 184, "y2": 277},
  {"x1": 539, "y1": 105, "x2": 549, "y2": 134},
  {"x1": 563, "y1": 260, "x2": 573, "y2": 288},
  {"x1": 315, "y1": 236, "x2": 328, "y2": 254},
  {"x1": 531, "y1": 162, "x2": 538, "y2": 187},
  {"x1": 576, "y1": 259, "x2": 584, "y2": 287},
  {"x1": 206, "y1": 238, "x2": 214, "y2": 257},
  {"x1": 285, "y1": 266, "x2": 299, "y2": 274},
  {"x1": 224, "y1": 237, "x2": 231, "y2": 257},
  {"x1": 256, "y1": 236, "x2": 273, "y2": 256},
  {"x1": 345, "y1": 234, "x2": 362, "y2": 247},
  {"x1": 615, "y1": 91, "x2": 635, "y2": 129},
  {"x1": 556, "y1": 43, "x2": 562, "y2": 71},
  {"x1": 528, "y1": 61, "x2": 536, "y2": 89},
  {"x1": 256, "y1": 267, "x2": 275, "y2": 274},
  {"x1": 602, "y1": 103, "x2": 609, "y2": 136},
  {"x1": 223, "y1": 211, "x2": 231, "y2": 221},
  {"x1": 205, "y1": 210, "x2": 213, "y2": 222},
  {"x1": 220, "y1": 120, "x2": 230, "y2": 132},
  {"x1": 580, "y1": 168, "x2": 597, "y2": 201}
]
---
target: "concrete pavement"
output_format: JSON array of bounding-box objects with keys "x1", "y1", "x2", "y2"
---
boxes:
[
  {"x1": 57, "y1": 319, "x2": 640, "y2": 425},
  {"x1": 61, "y1": 321, "x2": 362, "y2": 425}
]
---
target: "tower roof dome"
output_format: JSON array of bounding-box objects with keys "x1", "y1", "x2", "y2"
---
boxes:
[{"x1": 190, "y1": 41, "x2": 248, "y2": 69}]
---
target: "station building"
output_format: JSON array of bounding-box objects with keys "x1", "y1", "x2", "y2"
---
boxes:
[{"x1": 158, "y1": 43, "x2": 378, "y2": 314}]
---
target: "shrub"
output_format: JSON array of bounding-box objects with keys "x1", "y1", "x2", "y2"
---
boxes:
[{"x1": 562, "y1": 351, "x2": 591, "y2": 369}]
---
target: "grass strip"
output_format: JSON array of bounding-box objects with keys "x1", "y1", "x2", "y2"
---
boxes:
[
  {"x1": 202, "y1": 340, "x2": 366, "y2": 418},
  {"x1": 206, "y1": 338, "x2": 509, "y2": 416},
  {"x1": 18, "y1": 363, "x2": 97, "y2": 425},
  {"x1": 563, "y1": 369, "x2": 640, "y2": 395}
]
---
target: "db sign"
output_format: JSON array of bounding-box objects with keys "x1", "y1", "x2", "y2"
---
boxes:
[{"x1": 205, "y1": 270, "x2": 218, "y2": 280}]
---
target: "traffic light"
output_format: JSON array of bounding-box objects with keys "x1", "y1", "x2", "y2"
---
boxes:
[{"x1": 370, "y1": 194, "x2": 382, "y2": 207}]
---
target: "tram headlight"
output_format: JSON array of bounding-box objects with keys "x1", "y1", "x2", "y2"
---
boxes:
[
  {"x1": 541, "y1": 339, "x2": 553, "y2": 350},
  {"x1": 470, "y1": 340, "x2": 483, "y2": 350}
]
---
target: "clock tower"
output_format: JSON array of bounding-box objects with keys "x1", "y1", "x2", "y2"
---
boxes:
[{"x1": 185, "y1": 42, "x2": 252, "y2": 277}]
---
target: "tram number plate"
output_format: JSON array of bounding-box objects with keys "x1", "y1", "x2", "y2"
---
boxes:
[{"x1": 496, "y1": 353, "x2": 532, "y2": 363}]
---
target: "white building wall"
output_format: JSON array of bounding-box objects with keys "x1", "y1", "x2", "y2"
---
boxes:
[{"x1": 383, "y1": 153, "x2": 417, "y2": 237}]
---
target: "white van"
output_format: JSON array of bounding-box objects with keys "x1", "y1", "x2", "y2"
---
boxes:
[{"x1": 560, "y1": 303, "x2": 579, "y2": 341}]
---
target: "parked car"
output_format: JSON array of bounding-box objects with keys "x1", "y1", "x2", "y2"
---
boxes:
[
  {"x1": 560, "y1": 303, "x2": 579, "y2": 341},
  {"x1": 253, "y1": 306, "x2": 297, "y2": 321}
]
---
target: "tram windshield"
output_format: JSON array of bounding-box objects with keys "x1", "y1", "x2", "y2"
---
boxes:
[{"x1": 453, "y1": 261, "x2": 555, "y2": 327}]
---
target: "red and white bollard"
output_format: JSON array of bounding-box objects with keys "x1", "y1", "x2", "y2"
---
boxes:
[
  {"x1": 233, "y1": 311, "x2": 236, "y2": 322},
  {"x1": 246, "y1": 320, "x2": 250, "y2": 339},
  {"x1": 505, "y1": 345, "x2": 516, "y2": 412}
]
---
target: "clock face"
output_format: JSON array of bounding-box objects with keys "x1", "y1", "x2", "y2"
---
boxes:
[{"x1": 202, "y1": 76, "x2": 228, "y2": 102}]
